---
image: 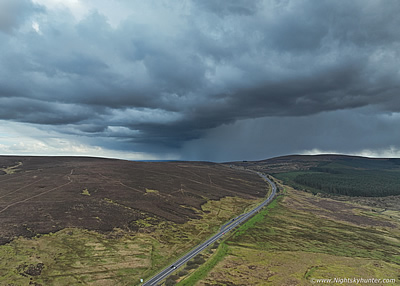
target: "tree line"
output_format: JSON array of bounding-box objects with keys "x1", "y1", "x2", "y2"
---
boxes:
[{"x1": 291, "y1": 169, "x2": 400, "y2": 197}]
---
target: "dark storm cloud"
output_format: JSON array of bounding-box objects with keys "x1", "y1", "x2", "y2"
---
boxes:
[
  {"x1": 0, "y1": 97, "x2": 95, "y2": 124},
  {"x1": 1, "y1": 0, "x2": 400, "y2": 158},
  {"x1": 181, "y1": 107, "x2": 400, "y2": 162}
]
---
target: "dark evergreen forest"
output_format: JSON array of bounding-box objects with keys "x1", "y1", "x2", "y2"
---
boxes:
[{"x1": 275, "y1": 158, "x2": 400, "y2": 197}]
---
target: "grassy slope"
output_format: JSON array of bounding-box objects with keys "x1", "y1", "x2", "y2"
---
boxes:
[
  {"x1": 0, "y1": 157, "x2": 270, "y2": 284},
  {"x1": 194, "y1": 183, "x2": 400, "y2": 285},
  {"x1": 176, "y1": 243, "x2": 228, "y2": 286},
  {"x1": 0, "y1": 196, "x2": 262, "y2": 285},
  {"x1": 176, "y1": 190, "x2": 275, "y2": 286}
]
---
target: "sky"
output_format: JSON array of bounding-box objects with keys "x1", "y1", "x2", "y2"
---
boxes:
[{"x1": 1, "y1": 0, "x2": 400, "y2": 162}]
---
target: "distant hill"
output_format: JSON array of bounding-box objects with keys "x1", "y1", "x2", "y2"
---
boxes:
[
  {"x1": 230, "y1": 154, "x2": 400, "y2": 197},
  {"x1": 0, "y1": 156, "x2": 266, "y2": 244}
]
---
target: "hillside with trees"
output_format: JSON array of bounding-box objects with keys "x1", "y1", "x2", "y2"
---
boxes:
[{"x1": 233, "y1": 155, "x2": 400, "y2": 197}]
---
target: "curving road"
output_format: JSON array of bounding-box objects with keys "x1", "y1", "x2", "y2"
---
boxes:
[{"x1": 143, "y1": 171, "x2": 276, "y2": 286}]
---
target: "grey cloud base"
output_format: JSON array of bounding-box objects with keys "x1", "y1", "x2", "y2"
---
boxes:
[
  {"x1": 1, "y1": 0, "x2": 400, "y2": 160},
  {"x1": 181, "y1": 108, "x2": 400, "y2": 162}
]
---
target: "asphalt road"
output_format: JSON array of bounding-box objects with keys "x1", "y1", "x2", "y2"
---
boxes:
[{"x1": 143, "y1": 171, "x2": 276, "y2": 286}]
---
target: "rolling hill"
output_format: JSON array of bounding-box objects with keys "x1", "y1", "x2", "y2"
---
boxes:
[
  {"x1": 0, "y1": 156, "x2": 266, "y2": 245},
  {"x1": 0, "y1": 156, "x2": 269, "y2": 285},
  {"x1": 232, "y1": 154, "x2": 400, "y2": 197}
]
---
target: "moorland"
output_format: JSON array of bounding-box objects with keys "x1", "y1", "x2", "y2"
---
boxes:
[
  {"x1": 1, "y1": 154, "x2": 400, "y2": 286},
  {"x1": 0, "y1": 156, "x2": 267, "y2": 285},
  {"x1": 187, "y1": 183, "x2": 400, "y2": 285},
  {"x1": 173, "y1": 155, "x2": 400, "y2": 285}
]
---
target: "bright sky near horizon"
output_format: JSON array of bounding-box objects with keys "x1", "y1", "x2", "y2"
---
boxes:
[{"x1": 1, "y1": 0, "x2": 400, "y2": 161}]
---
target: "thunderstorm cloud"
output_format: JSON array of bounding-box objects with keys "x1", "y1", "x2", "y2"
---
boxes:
[{"x1": 1, "y1": 0, "x2": 400, "y2": 161}]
